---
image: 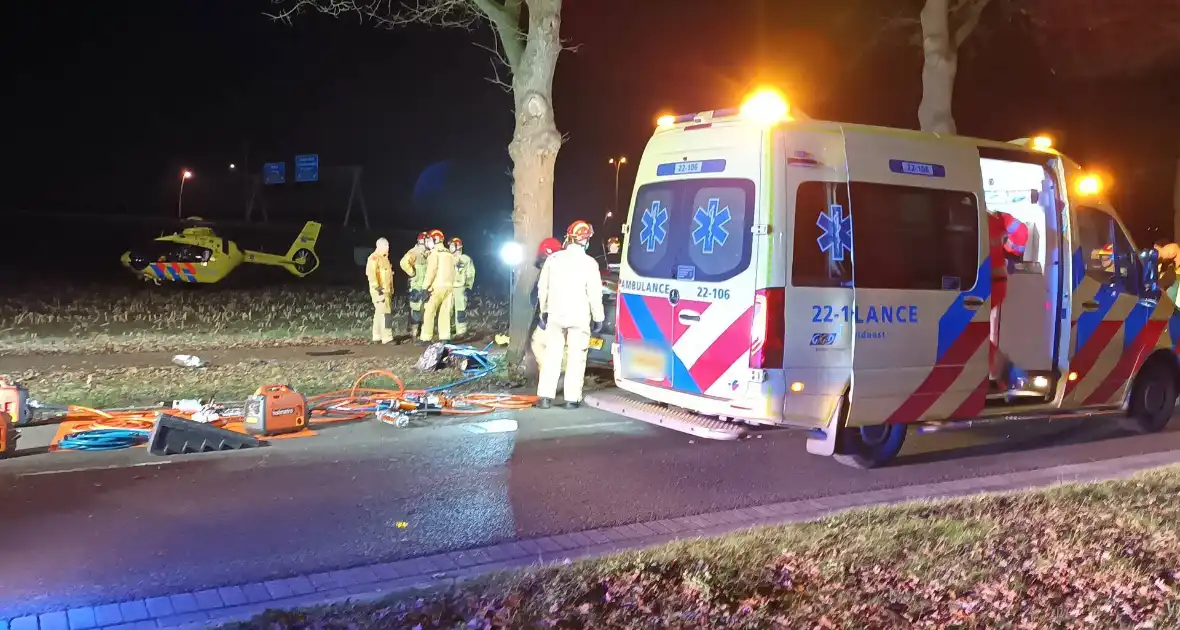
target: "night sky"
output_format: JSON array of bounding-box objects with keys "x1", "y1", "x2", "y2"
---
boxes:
[{"x1": 5, "y1": 0, "x2": 1179, "y2": 242}]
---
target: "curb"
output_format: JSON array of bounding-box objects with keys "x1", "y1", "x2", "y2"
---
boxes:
[{"x1": 7, "y1": 449, "x2": 1180, "y2": 630}]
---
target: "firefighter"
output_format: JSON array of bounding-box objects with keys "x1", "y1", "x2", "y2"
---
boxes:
[
  {"x1": 399, "y1": 232, "x2": 431, "y2": 338},
  {"x1": 365, "y1": 237, "x2": 394, "y2": 344},
  {"x1": 449, "y1": 237, "x2": 476, "y2": 339},
  {"x1": 536, "y1": 221, "x2": 605, "y2": 409},
  {"x1": 419, "y1": 229, "x2": 457, "y2": 344},
  {"x1": 529, "y1": 237, "x2": 565, "y2": 373},
  {"x1": 604, "y1": 235, "x2": 622, "y2": 269}
]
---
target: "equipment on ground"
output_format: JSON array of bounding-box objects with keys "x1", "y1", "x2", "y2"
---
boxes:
[
  {"x1": 244, "y1": 385, "x2": 309, "y2": 436},
  {"x1": 149, "y1": 414, "x2": 262, "y2": 455},
  {"x1": 120, "y1": 219, "x2": 322, "y2": 284},
  {"x1": 0, "y1": 377, "x2": 30, "y2": 427},
  {"x1": 0, "y1": 411, "x2": 17, "y2": 458}
]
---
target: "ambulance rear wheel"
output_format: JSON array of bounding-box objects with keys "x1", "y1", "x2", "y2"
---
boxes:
[
  {"x1": 1120, "y1": 360, "x2": 1177, "y2": 434},
  {"x1": 834, "y1": 423, "x2": 906, "y2": 469}
]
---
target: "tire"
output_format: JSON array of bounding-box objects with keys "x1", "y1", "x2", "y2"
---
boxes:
[
  {"x1": 1120, "y1": 360, "x2": 1177, "y2": 434},
  {"x1": 834, "y1": 422, "x2": 907, "y2": 469}
]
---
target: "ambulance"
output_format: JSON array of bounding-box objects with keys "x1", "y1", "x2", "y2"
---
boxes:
[{"x1": 594, "y1": 88, "x2": 1178, "y2": 468}]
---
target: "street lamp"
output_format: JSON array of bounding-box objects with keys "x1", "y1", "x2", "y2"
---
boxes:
[
  {"x1": 178, "y1": 170, "x2": 193, "y2": 218},
  {"x1": 608, "y1": 156, "x2": 627, "y2": 218}
]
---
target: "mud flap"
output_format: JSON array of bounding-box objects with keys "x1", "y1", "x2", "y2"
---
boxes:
[{"x1": 805, "y1": 395, "x2": 845, "y2": 457}]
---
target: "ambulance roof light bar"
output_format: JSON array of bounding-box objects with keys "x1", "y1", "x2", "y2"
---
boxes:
[
  {"x1": 656, "y1": 88, "x2": 802, "y2": 130},
  {"x1": 1008, "y1": 135, "x2": 1058, "y2": 153}
]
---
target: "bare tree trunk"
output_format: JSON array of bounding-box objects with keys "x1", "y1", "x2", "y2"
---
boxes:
[
  {"x1": 505, "y1": 0, "x2": 562, "y2": 363},
  {"x1": 917, "y1": 0, "x2": 958, "y2": 134}
]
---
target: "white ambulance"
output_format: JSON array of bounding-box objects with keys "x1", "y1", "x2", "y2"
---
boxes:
[{"x1": 591, "y1": 88, "x2": 1178, "y2": 468}]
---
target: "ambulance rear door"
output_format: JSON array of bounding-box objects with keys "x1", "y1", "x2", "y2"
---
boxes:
[{"x1": 618, "y1": 122, "x2": 763, "y2": 400}]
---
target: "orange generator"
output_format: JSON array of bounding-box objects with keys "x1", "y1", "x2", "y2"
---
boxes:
[
  {"x1": 0, "y1": 410, "x2": 17, "y2": 458},
  {"x1": 243, "y1": 384, "x2": 308, "y2": 436},
  {"x1": 0, "y1": 377, "x2": 29, "y2": 427}
]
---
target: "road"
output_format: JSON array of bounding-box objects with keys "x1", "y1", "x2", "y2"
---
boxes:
[{"x1": 2, "y1": 403, "x2": 1178, "y2": 618}]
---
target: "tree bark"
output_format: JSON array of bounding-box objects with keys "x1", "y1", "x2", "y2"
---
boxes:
[
  {"x1": 917, "y1": 0, "x2": 958, "y2": 135},
  {"x1": 504, "y1": 0, "x2": 562, "y2": 363}
]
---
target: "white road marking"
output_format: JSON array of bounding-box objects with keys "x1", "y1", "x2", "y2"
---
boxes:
[
  {"x1": 17, "y1": 460, "x2": 175, "y2": 477},
  {"x1": 539, "y1": 421, "x2": 633, "y2": 432}
]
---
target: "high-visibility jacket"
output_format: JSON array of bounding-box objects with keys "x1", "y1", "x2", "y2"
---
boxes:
[
  {"x1": 537, "y1": 245, "x2": 605, "y2": 329},
  {"x1": 365, "y1": 252, "x2": 394, "y2": 304},
  {"x1": 453, "y1": 253, "x2": 476, "y2": 291},
  {"x1": 423, "y1": 249, "x2": 456, "y2": 292},
  {"x1": 399, "y1": 245, "x2": 430, "y2": 290}
]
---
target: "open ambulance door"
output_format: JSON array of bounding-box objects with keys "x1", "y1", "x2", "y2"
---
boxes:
[
  {"x1": 781, "y1": 125, "x2": 855, "y2": 456},
  {"x1": 977, "y1": 146, "x2": 1069, "y2": 407}
]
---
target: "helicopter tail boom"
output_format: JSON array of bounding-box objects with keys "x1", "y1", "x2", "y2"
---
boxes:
[{"x1": 242, "y1": 221, "x2": 322, "y2": 277}]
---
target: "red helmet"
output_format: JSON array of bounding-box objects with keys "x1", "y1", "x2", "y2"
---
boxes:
[
  {"x1": 537, "y1": 237, "x2": 562, "y2": 259},
  {"x1": 566, "y1": 220, "x2": 594, "y2": 243},
  {"x1": 448, "y1": 237, "x2": 463, "y2": 250},
  {"x1": 416, "y1": 232, "x2": 427, "y2": 243},
  {"x1": 427, "y1": 229, "x2": 445, "y2": 244}
]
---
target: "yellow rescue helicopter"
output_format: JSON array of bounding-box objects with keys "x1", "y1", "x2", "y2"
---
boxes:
[{"x1": 120, "y1": 219, "x2": 322, "y2": 284}]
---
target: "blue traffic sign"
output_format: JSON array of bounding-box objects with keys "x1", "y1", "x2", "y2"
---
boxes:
[
  {"x1": 295, "y1": 154, "x2": 319, "y2": 183},
  {"x1": 263, "y1": 162, "x2": 286, "y2": 185}
]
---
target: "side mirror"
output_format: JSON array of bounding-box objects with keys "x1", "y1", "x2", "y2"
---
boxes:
[{"x1": 1140, "y1": 248, "x2": 1162, "y2": 299}]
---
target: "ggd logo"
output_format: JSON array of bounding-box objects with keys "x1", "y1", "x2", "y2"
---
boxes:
[{"x1": 810, "y1": 333, "x2": 837, "y2": 347}]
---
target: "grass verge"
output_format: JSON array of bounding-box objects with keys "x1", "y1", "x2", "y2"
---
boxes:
[
  {"x1": 10, "y1": 355, "x2": 523, "y2": 408},
  {"x1": 0, "y1": 285, "x2": 506, "y2": 355},
  {"x1": 230, "y1": 468, "x2": 1180, "y2": 629}
]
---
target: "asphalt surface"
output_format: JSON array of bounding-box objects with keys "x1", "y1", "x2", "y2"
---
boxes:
[{"x1": 2, "y1": 403, "x2": 1179, "y2": 617}]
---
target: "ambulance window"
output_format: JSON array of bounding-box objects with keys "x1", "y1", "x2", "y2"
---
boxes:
[
  {"x1": 849, "y1": 183, "x2": 979, "y2": 291},
  {"x1": 791, "y1": 181, "x2": 853, "y2": 287},
  {"x1": 627, "y1": 184, "x2": 678, "y2": 279},
  {"x1": 1074, "y1": 205, "x2": 1138, "y2": 293},
  {"x1": 626, "y1": 179, "x2": 755, "y2": 282},
  {"x1": 687, "y1": 186, "x2": 749, "y2": 276}
]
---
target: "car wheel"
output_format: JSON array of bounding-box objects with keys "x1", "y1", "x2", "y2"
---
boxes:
[
  {"x1": 834, "y1": 423, "x2": 907, "y2": 469},
  {"x1": 1120, "y1": 360, "x2": 1177, "y2": 434}
]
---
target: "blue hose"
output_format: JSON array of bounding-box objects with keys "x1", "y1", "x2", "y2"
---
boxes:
[
  {"x1": 424, "y1": 367, "x2": 494, "y2": 393},
  {"x1": 57, "y1": 429, "x2": 150, "y2": 451}
]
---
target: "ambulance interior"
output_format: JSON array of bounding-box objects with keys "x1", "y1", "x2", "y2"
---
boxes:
[{"x1": 979, "y1": 157, "x2": 1059, "y2": 401}]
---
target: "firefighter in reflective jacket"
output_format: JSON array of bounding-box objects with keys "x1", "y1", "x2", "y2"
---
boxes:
[
  {"x1": 536, "y1": 221, "x2": 605, "y2": 409},
  {"x1": 449, "y1": 237, "x2": 476, "y2": 338},
  {"x1": 366, "y1": 237, "x2": 394, "y2": 344},
  {"x1": 399, "y1": 232, "x2": 431, "y2": 338},
  {"x1": 420, "y1": 229, "x2": 457, "y2": 343},
  {"x1": 529, "y1": 237, "x2": 564, "y2": 373}
]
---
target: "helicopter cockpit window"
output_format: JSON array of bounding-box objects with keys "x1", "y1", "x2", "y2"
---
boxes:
[
  {"x1": 135, "y1": 243, "x2": 212, "y2": 264},
  {"x1": 175, "y1": 245, "x2": 212, "y2": 263}
]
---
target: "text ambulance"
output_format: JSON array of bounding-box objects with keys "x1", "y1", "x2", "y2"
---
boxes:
[{"x1": 605, "y1": 88, "x2": 1177, "y2": 468}]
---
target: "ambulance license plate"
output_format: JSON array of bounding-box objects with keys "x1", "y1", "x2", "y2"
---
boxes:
[
  {"x1": 589, "y1": 337, "x2": 604, "y2": 350},
  {"x1": 622, "y1": 345, "x2": 667, "y2": 380}
]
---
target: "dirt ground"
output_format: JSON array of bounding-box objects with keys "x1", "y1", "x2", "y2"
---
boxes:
[{"x1": 0, "y1": 335, "x2": 489, "y2": 372}]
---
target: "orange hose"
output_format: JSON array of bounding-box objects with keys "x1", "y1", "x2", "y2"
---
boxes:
[{"x1": 55, "y1": 368, "x2": 540, "y2": 441}]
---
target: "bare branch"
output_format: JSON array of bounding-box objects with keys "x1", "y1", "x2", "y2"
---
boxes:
[
  {"x1": 473, "y1": 0, "x2": 525, "y2": 71},
  {"x1": 951, "y1": 0, "x2": 994, "y2": 48},
  {"x1": 472, "y1": 38, "x2": 513, "y2": 92}
]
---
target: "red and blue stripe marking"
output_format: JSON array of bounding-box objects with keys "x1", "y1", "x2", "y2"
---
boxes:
[
  {"x1": 150, "y1": 262, "x2": 197, "y2": 282},
  {"x1": 888, "y1": 259, "x2": 991, "y2": 423}
]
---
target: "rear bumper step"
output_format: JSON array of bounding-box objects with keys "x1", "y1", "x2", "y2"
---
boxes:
[{"x1": 585, "y1": 390, "x2": 748, "y2": 440}]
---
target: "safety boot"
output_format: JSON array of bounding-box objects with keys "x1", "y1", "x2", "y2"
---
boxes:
[
  {"x1": 563, "y1": 400, "x2": 581, "y2": 410},
  {"x1": 537, "y1": 398, "x2": 553, "y2": 409}
]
